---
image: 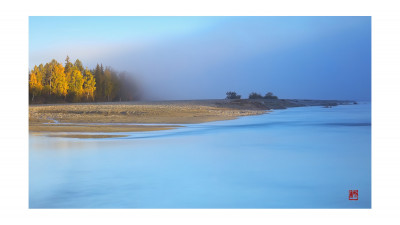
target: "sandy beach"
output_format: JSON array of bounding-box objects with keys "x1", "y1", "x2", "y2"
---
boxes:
[{"x1": 29, "y1": 99, "x2": 353, "y2": 137}]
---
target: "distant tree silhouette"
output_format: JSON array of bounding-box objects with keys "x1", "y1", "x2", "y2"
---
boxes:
[
  {"x1": 248, "y1": 92, "x2": 263, "y2": 99},
  {"x1": 264, "y1": 92, "x2": 278, "y2": 99},
  {"x1": 226, "y1": 91, "x2": 241, "y2": 99}
]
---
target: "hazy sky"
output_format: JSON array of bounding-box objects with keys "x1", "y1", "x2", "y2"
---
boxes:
[{"x1": 29, "y1": 16, "x2": 371, "y2": 100}]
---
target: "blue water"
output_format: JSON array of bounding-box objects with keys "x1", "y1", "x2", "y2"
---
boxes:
[{"x1": 29, "y1": 103, "x2": 371, "y2": 208}]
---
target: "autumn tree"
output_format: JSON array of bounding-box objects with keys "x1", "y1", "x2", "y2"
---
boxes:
[
  {"x1": 43, "y1": 59, "x2": 59, "y2": 95},
  {"x1": 29, "y1": 65, "x2": 44, "y2": 101},
  {"x1": 51, "y1": 62, "x2": 69, "y2": 99},
  {"x1": 68, "y1": 67, "x2": 84, "y2": 101},
  {"x1": 83, "y1": 68, "x2": 96, "y2": 101}
]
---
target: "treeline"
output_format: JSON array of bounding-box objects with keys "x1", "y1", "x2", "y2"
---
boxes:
[
  {"x1": 226, "y1": 91, "x2": 278, "y2": 100},
  {"x1": 29, "y1": 56, "x2": 139, "y2": 103}
]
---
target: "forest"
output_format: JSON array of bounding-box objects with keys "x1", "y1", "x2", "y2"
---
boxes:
[{"x1": 29, "y1": 56, "x2": 139, "y2": 103}]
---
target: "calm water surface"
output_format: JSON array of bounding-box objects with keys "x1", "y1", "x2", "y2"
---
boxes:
[{"x1": 29, "y1": 103, "x2": 371, "y2": 208}]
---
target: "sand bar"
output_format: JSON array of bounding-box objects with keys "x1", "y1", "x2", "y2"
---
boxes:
[{"x1": 29, "y1": 99, "x2": 354, "y2": 137}]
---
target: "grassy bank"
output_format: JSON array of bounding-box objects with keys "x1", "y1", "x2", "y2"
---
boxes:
[{"x1": 29, "y1": 99, "x2": 354, "y2": 138}]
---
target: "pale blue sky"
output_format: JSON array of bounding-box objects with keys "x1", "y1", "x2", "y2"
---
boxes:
[{"x1": 29, "y1": 16, "x2": 371, "y2": 100}]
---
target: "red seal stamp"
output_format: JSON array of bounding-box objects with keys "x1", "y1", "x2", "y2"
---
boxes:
[{"x1": 349, "y1": 190, "x2": 358, "y2": 200}]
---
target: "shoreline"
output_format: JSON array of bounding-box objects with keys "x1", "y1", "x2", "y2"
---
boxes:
[{"x1": 29, "y1": 99, "x2": 355, "y2": 138}]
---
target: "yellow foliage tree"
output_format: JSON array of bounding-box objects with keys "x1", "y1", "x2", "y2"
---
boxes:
[
  {"x1": 64, "y1": 56, "x2": 74, "y2": 84},
  {"x1": 83, "y1": 68, "x2": 96, "y2": 101},
  {"x1": 68, "y1": 67, "x2": 84, "y2": 101},
  {"x1": 51, "y1": 63, "x2": 69, "y2": 98},
  {"x1": 29, "y1": 65, "x2": 43, "y2": 101}
]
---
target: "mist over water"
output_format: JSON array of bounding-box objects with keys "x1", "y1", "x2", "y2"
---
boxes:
[
  {"x1": 29, "y1": 103, "x2": 371, "y2": 208},
  {"x1": 30, "y1": 17, "x2": 371, "y2": 101}
]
